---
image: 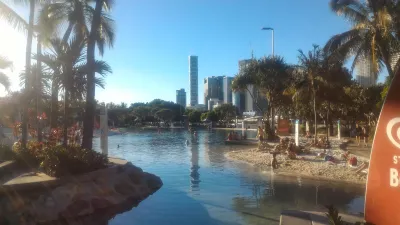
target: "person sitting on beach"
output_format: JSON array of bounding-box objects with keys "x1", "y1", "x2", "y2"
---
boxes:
[
  {"x1": 227, "y1": 132, "x2": 233, "y2": 141},
  {"x1": 341, "y1": 151, "x2": 350, "y2": 161},
  {"x1": 305, "y1": 131, "x2": 312, "y2": 139}
]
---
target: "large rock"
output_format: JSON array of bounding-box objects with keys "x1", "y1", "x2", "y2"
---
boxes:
[{"x1": 0, "y1": 159, "x2": 163, "y2": 223}]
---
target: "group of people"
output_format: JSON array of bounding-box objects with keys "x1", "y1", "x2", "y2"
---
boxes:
[
  {"x1": 354, "y1": 124, "x2": 369, "y2": 147},
  {"x1": 227, "y1": 131, "x2": 246, "y2": 141}
]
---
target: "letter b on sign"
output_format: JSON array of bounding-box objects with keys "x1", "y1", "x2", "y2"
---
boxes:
[{"x1": 390, "y1": 168, "x2": 399, "y2": 187}]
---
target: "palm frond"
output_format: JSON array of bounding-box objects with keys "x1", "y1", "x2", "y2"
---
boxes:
[
  {"x1": 95, "y1": 76, "x2": 105, "y2": 89},
  {"x1": 0, "y1": 72, "x2": 11, "y2": 90},
  {"x1": 330, "y1": 0, "x2": 369, "y2": 26},
  {"x1": 36, "y1": 2, "x2": 67, "y2": 38},
  {"x1": 0, "y1": 56, "x2": 13, "y2": 70},
  {"x1": 0, "y1": 1, "x2": 28, "y2": 33}
]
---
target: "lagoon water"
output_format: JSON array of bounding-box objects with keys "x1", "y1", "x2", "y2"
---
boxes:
[{"x1": 90, "y1": 129, "x2": 365, "y2": 225}]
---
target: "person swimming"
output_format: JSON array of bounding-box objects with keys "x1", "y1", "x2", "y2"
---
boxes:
[
  {"x1": 117, "y1": 144, "x2": 120, "y2": 148},
  {"x1": 185, "y1": 140, "x2": 189, "y2": 145}
]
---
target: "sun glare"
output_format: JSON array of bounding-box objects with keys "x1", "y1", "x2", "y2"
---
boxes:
[{"x1": 0, "y1": 21, "x2": 28, "y2": 95}]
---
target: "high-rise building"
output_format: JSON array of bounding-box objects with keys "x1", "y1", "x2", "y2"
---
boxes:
[
  {"x1": 355, "y1": 55, "x2": 378, "y2": 87},
  {"x1": 223, "y1": 76, "x2": 233, "y2": 104},
  {"x1": 189, "y1": 55, "x2": 198, "y2": 106},
  {"x1": 204, "y1": 76, "x2": 223, "y2": 109},
  {"x1": 238, "y1": 59, "x2": 254, "y2": 72},
  {"x1": 232, "y1": 91, "x2": 245, "y2": 113},
  {"x1": 176, "y1": 88, "x2": 186, "y2": 107}
]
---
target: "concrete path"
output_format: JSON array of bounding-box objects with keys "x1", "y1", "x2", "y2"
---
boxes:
[{"x1": 280, "y1": 210, "x2": 363, "y2": 225}]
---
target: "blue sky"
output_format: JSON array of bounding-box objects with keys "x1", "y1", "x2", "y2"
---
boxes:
[
  {"x1": 98, "y1": 0, "x2": 353, "y2": 104},
  {"x1": 1, "y1": 0, "x2": 384, "y2": 105}
]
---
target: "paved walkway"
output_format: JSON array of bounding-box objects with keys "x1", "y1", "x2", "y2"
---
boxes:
[{"x1": 280, "y1": 210, "x2": 363, "y2": 225}]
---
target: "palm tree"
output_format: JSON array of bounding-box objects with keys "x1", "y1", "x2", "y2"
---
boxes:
[
  {"x1": 36, "y1": 0, "x2": 90, "y2": 131},
  {"x1": 297, "y1": 45, "x2": 325, "y2": 142},
  {"x1": 82, "y1": 0, "x2": 115, "y2": 150},
  {"x1": 0, "y1": 56, "x2": 13, "y2": 91},
  {"x1": 325, "y1": 0, "x2": 399, "y2": 81},
  {"x1": 40, "y1": 37, "x2": 111, "y2": 145}
]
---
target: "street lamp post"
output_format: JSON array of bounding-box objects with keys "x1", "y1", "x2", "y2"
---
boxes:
[{"x1": 261, "y1": 27, "x2": 274, "y2": 57}]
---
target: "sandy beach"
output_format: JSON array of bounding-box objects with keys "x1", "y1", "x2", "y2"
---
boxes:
[{"x1": 226, "y1": 137, "x2": 368, "y2": 185}]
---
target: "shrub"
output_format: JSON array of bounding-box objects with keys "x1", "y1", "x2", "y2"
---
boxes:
[
  {"x1": 40, "y1": 145, "x2": 109, "y2": 177},
  {"x1": 12, "y1": 141, "x2": 44, "y2": 167},
  {"x1": 0, "y1": 144, "x2": 15, "y2": 161}
]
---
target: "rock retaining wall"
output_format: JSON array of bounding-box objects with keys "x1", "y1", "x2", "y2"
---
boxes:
[{"x1": 0, "y1": 159, "x2": 162, "y2": 224}]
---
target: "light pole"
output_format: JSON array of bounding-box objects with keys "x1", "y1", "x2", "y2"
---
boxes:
[{"x1": 261, "y1": 27, "x2": 274, "y2": 57}]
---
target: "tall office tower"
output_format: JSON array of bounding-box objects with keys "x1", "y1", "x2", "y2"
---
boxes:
[
  {"x1": 232, "y1": 91, "x2": 246, "y2": 113},
  {"x1": 189, "y1": 55, "x2": 198, "y2": 106},
  {"x1": 238, "y1": 59, "x2": 254, "y2": 72},
  {"x1": 222, "y1": 76, "x2": 233, "y2": 104},
  {"x1": 355, "y1": 55, "x2": 378, "y2": 87},
  {"x1": 176, "y1": 88, "x2": 186, "y2": 107},
  {"x1": 204, "y1": 76, "x2": 224, "y2": 110}
]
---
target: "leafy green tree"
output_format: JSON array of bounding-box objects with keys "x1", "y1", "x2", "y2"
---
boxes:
[
  {"x1": 155, "y1": 109, "x2": 174, "y2": 125},
  {"x1": 214, "y1": 104, "x2": 237, "y2": 125},
  {"x1": 131, "y1": 106, "x2": 150, "y2": 123},
  {"x1": 201, "y1": 110, "x2": 219, "y2": 122},
  {"x1": 188, "y1": 110, "x2": 202, "y2": 123}
]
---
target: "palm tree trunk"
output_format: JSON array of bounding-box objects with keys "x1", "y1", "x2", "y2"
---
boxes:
[
  {"x1": 21, "y1": 0, "x2": 35, "y2": 148},
  {"x1": 50, "y1": 80, "x2": 59, "y2": 129},
  {"x1": 37, "y1": 35, "x2": 43, "y2": 142},
  {"x1": 82, "y1": 0, "x2": 103, "y2": 150},
  {"x1": 326, "y1": 102, "x2": 330, "y2": 142},
  {"x1": 63, "y1": 89, "x2": 69, "y2": 146},
  {"x1": 313, "y1": 91, "x2": 317, "y2": 142}
]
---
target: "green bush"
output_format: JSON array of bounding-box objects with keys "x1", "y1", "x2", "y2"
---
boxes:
[
  {"x1": 0, "y1": 144, "x2": 15, "y2": 161},
  {"x1": 12, "y1": 141, "x2": 44, "y2": 167},
  {"x1": 40, "y1": 145, "x2": 109, "y2": 177}
]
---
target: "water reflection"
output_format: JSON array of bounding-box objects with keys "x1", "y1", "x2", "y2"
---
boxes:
[
  {"x1": 232, "y1": 174, "x2": 364, "y2": 225},
  {"x1": 190, "y1": 138, "x2": 200, "y2": 191},
  {"x1": 94, "y1": 129, "x2": 364, "y2": 225}
]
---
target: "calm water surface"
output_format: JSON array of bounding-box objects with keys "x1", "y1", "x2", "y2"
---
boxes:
[{"x1": 91, "y1": 129, "x2": 365, "y2": 225}]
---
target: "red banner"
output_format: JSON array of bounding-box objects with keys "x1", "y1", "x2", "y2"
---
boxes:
[
  {"x1": 365, "y1": 69, "x2": 400, "y2": 224},
  {"x1": 277, "y1": 119, "x2": 290, "y2": 136}
]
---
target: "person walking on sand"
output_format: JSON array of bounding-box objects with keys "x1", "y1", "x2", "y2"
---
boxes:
[
  {"x1": 355, "y1": 123, "x2": 362, "y2": 146},
  {"x1": 362, "y1": 125, "x2": 370, "y2": 147},
  {"x1": 257, "y1": 126, "x2": 264, "y2": 142}
]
